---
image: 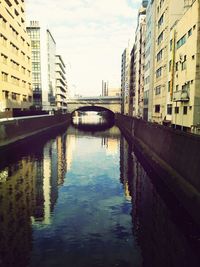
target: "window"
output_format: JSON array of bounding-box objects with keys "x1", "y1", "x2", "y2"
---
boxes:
[
  {"x1": 1, "y1": 72, "x2": 8, "y2": 82},
  {"x1": 2, "y1": 90, "x2": 9, "y2": 99},
  {"x1": 157, "y1": 49, "x2": 163, "y2": 61},
  {"x1": 181, "y1": 55, "x2": 187, "y2": 70},
  {"x1": 0, "y1": 15, "x2": 7, "y2": 28},
  {"x1": 168, "y1": 81, "x2": 171, "y2": 92},
  {"x1": 176, "y1": 85, "x2": 179, "y2": 91},
  {"x1": 188, "y1": 28, "x2": 192, "y2": 37},
  {"x1": 169, "y1": 60, "x2": 172, "y2": 71},
  {"x1": 170, "y1": 39, "x2": 173, "y2": 51},
  {"x1": 192, "y1": 55, "x2": 195, "y2": 60},
  {"x1": 177, "y1": 34, "x2": 186, "y2": 49},
  {"x1": 158, "y1": 14, "x2": 164, "y2": 28},
  {"x1": 155, "y1": 86, "x2": 161, "y2": 95},
  {"x1": 167, "y1": 104, "x2": 172, "y2": 115},
  {"x1": 183, "y1": 106, "x2": 187, "y2": 115},
  {"x1": 0, "y1": 34, "x2": 7, "y2": 46},
  {"x1": 155, "y1": 105, "x2": 160, "y2": 113},
  {"x1": 158, "y1": 31, "x2": 164, "y2": 45},
  {"x1": 175, "y1": 62, "x2": 178, "y2": 71},
  {"x1": 156, "y1": 67, "x2": 162, "y2": 78},
  {"x1": 175, "y1": 106, "x2": 179, "y2": 114},
  {"x1": 1, "y1": 53, "x2": 7, "y2": 64},
  {"x1": 11, "y1": 92, "x2": 17, "y2": 100}
]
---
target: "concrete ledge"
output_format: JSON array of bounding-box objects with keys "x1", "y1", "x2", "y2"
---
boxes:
[
  {"x1": 0, "y1": 113, "x2": 71, "y2": 150},
  {"x1": 115, "y1": 113, "x2": 200, "y2": 227}
]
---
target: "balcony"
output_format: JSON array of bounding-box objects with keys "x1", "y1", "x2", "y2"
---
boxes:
[{"x1": 173, "y1": 90, "x2": 190, "y2": 102}]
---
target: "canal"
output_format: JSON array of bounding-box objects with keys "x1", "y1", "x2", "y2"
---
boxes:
[{"x1": 0, "y1": 112, "x2": 200, "y2": 267}]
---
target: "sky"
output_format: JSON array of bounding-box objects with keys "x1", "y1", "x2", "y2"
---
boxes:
[{"x1": 25, "y1": 0, "x2": 142, "y2": 96}]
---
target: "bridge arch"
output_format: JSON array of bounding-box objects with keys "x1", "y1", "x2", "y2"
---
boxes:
[{"x1": 71, "y1": 105, "x2": 115, "y2": 115}]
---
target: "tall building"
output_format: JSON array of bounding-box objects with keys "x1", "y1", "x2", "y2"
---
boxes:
[
  {"x1": 152, "y1": 0, "x2": 185, "y2": 123},
  {"x1": 131, "y1": 5, "x2": 147, "y2": 118},
  {"x1": 27, "y1": 21, "x2": 56, "y2": 111},
  {"x1": 143, "y1": 0, "x2": 156, "y2": 121},
  {"x1": 121, "y1": 47, "x2": 130, "y2": 115},
  {"x1": 55, "y1": 55, "x2": 68, "y2": 110},
  {"x1": 167, "y1": 0, "x2": 200, "y2": 132},
  {"x1": 0, "y1": 0, "x2": 32, "y2": 112},
  {"x1": 102, "y1": 80, "x2": 108, "y2": 96}
]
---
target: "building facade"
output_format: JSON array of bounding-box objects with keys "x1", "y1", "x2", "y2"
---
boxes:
[
  {"x1": 167, "y1": 0, "x2": 199, "y2": 132},
  {"x1": 143, "y1": 0, "x2": 156, "y2": 121},
  {"x1": 131, "y1": 5, "x2": 147, "y2": 118},
  {"x1": 152, "y1": 0, "x2": 185, "y2": 123},
  {"x1": 121, "y1": 47, "x2": 130, "y2": 115},
  {"x1": 27, "y1": 21, "x2": 56, "y2": 111},
  {"x1": 55, "y1": 55, "x2": 68, "y2": 110},
  {"x1": 0, "y1": 0, "x2": 32, "y2": 112}
]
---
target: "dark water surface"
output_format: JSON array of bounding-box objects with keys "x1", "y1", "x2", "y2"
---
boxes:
[{"x1": 0, "y1": 123, "x2": 200, "y2": 267}]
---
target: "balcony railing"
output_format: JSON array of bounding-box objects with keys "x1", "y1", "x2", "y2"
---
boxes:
[{"x1": 173, "y1": 90, "x2": 189, "y2": 102}]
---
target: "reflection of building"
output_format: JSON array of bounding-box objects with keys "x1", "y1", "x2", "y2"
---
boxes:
[
  {"x1": 0, "y1": 0, "x2": 32, "y2": 112},
  {"x1": 57, "y1": 135, "x2": 67, "y2": 185},
  {"x1": 66, "y1": 134, "x2": 77, "y2": 172},
  {"x1": 27, "y1": 21, "x2": 56, "y2": 110},
  {"x1": 101, "y1": 137, "x2": 119, "y2": 156},
  {"x1": 33, "y1": 135, "x2": 67, "y2": 225},
  {"x1": 131, "y1": 151, "x2": 200, "y2": 267},
  {"x1": 119, "y1": 137, "x2": 132, "y2": 200},
  {"x1": 0, "y1": 158, "x2": 36, "y2": 267}
]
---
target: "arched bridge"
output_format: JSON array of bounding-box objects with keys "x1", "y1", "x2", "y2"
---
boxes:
[{"x1": 67, "y1": 96, "x2": 121, "y2": 113}]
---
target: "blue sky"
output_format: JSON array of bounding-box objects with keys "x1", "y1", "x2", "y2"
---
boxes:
[{"x1": 25, "y1": 0, "x2": 142, "y2": 96}]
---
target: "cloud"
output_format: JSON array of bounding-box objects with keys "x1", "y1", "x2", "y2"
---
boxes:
[{"x1": 26, "y1": 0, "x2": 139, "y2": 96}]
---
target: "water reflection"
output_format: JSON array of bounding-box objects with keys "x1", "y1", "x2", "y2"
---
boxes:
[
  {"x1": 0, "y1": 122, "x2": 199, "y2": 267},
  {"x1": 120, "y1": 138, "x2": 200, "y2": 267},
  {"x1": 72, "y1": 111, "x2": 114, "y2": 131}
]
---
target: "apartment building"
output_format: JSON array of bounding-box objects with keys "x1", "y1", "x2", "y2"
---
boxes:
[
  {"x1": 121, "y1": 47, "x2": 130, "y2": 115},
  {"x1": 27, "y1": 21, "x2": 56, "y2": 111},
  {"x1": 131, "y1": 5, "x2": 147, "y2": 118},
  {"x1": 143, "y1": 0, "x2": 156, "y2": 121},
  {"x1": 152, "y1": 0, "x2": 185, "y2": 123},
  {"x1": 0, "y1": 0, "x2": 32, "y2": 112},
  {"x1": 55, "y1": 55, "x2": 67, "y2": 110},
  {"x1": 167, "y1": 0, "x2": 199, "y2": 132}
]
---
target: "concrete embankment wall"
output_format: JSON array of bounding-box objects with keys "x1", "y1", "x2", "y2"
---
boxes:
[
  {"x1": 0, "y1": 113, "x2": 71, "y2": 150},
  {"x1": 115, "y1": 113, "x2": 200, "y2": 226}
]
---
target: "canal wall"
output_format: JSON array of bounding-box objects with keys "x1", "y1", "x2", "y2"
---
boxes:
[
  {"x1": 0, "y1": 113, "x2": 71, "y2": 150},
  {"x1": 115, "y1": 113, "x2": 200, "y2": 226}
]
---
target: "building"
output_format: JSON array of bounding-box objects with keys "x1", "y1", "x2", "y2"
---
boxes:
[
  {"x1": 107, "y1": 87, "x2": 121, "y2": 97},
  {"x1": 131, "y1": 4, "x2": 147, "y2": 118},
  {"x1": 152, "y1": 0, "x2": 185, "y2": 123},
  {"x1": 102, "y1": 80, "x2": 108, "y2": 96},
  {"x1": 167, "y1": 0, "x2": 199, "y2": 132},
  {"x1": 143, "y1": 0, "x2": 156, "y2": 121},
  {"x1": 27, "y1": 21, "x2": 56, "y2": 111},
  {"x1": 121, "y1": 47, "x2": 130, "y2": 115},
  {"x1": 55, "y1": 55, "x2": 68, "y2": 111},
  {"x1": 0, "y1": 0, "x2": 32, "y2": 112}
]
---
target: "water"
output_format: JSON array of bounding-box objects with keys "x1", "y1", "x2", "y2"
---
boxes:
[{"x1": 0, "y1": 117, "x2": 200, "y2": 267}]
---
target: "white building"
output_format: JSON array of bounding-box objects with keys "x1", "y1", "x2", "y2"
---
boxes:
[
  {"x1": 143, "y1": 0, "x2": 156, "y2": 121},
  {"x1": 27, "y1": 21, "x2": 56, "y2": 111},
  {"x1": 121, "y1": 47, "x2": 130, "y2": 115},
  {"x1": 55, "y1": 55, "x2": 68, "y2": 110}
]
